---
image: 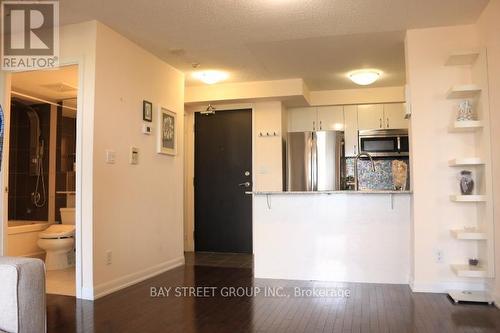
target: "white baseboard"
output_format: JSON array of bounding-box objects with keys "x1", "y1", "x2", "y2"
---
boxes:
[
  {"x1": 410, "y1": 279, "x2": 487, "y2": 293},
  {"x1": 92, "y1": 256, "x2": 185, "y2": 300}
]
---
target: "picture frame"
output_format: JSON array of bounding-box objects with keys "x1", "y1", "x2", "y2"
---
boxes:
[
  {"x1": 143, "y1": 100, "x2": 153, "y2": 122},
  {"x1": 157, "y1": 106, "x2": 177, "y2": 155}
]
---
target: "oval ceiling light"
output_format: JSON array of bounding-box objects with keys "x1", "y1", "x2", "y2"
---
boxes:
[
  {"x1": 348, "y1": 70, "x2": 381, "y2": 86},
  {"x1": 192, "y1": 70, "x2": 229, "y2": 85}
]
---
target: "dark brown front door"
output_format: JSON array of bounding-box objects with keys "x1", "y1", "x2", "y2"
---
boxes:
[{"x1": 194, "y1": 109, "x2": 253, "y2": 253}]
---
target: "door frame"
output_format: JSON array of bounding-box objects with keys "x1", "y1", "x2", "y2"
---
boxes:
[
  {"x1": 0, "y1": 59, "x2": 88, "y2": 299},
  {"x1": 184, "y1": 103, "x2": 255, "y2": 253}
]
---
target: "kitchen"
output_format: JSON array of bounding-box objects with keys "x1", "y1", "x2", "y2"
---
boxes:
[
  {"x1": 252, "y1": 102, "x2": 412, "y2": 284},
  {"x1": 184, "y1": 17, "x2": 496, "y2": 304}
]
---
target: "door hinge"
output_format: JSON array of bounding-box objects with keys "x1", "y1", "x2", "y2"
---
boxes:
[{"x1": 192, "y1": 177, "x2": 195, "y2": 187}]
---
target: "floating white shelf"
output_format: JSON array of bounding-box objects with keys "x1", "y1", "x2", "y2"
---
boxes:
[
  {"x1": 450, "y1": 229, "x2": 487, "y2": 240},
  {"x1": 448, "y1": 290, "x2": 493, "y2": 304},
  {"x1": 449, "y1": 120, "x2": 483, "y2": 132},
  {"x1": 450, "y1": 195, "x2": 486, "y2": 202},
  {"x1": 446, "y1": 84, "x2": 481, "y2": 99},
  {"x1": 445, "y1": 51, "x2": 479, "y2": 66},
  {"x1": 448, "y1": 158, "x2": 485, "y2": 166},
  {"x1": 451, "y1": 264, "x2": 487, "y2": 278}
]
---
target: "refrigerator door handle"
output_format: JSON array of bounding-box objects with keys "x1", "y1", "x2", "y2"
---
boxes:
[{"x1": 312, "y1": 132, "x2": 318, "y2": 191}]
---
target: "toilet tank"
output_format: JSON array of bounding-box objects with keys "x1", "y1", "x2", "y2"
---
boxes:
[{"x1": 60, "y1": 208, "x2": 75, "y2": 225}]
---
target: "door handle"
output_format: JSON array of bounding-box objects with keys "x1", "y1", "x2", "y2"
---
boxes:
[
  {"x1": 238, "y1": 182, "x2": 251, "y2": 188},
  {"x1": 387, "y1": 118, "x2": 390, "y2": 128},
  {"x1": 379, "y1": 118, "x2": 382, "y2": 128}
]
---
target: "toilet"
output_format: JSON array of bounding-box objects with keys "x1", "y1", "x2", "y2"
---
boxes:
[{"x1": 37, "y1": 208, "x2": 75, "y2": 270}]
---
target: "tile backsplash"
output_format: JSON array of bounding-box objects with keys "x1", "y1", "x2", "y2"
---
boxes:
[{"x1": 345, "y1": 158, "x2": 410, "y2": 191}]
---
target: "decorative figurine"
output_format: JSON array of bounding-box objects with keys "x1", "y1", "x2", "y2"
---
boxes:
[{"x1": 457, "y1": 100, "x2": 474, "y2": 121}]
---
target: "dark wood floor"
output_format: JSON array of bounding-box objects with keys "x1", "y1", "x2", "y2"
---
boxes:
[{"x1": 47, "y1": 252, "x2": 500, "y2": 333}]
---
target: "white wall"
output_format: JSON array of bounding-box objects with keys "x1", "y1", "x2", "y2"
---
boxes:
[
  {"x1": 406, "y1": 25, "x2": 492, "y2": 292},
  {"x1": 91, "y1": 23, "x2": 185, "y2": 298},
  {"x1": 476, "y1": 0, "x2": 500, "y2": 305},
  {"x1": 253, "y1": 101, "x2": 285, "y2": 192}
]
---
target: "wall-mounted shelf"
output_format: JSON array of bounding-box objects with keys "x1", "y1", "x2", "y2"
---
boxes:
[
  {"x1": 448, "y1": 158, "x2": 485, "y2": 166},
  {"x1": 445, "y1": 51, "x2": 479, "y2": 66},
  {"x1": 451, "y1": 264, "x2": 487, "y2": 278},
  {"x1": 449, "y1": 120, "x2": 483, "y2": 132},
  {"x1": 450, "y1": 229, "x2": 487, "y2": 240},
  {"x1": 450, "y1": 195, "x2": 486, "y2": 202},
  {"x1": 446, "y1": 84, "x2": 481, "y2": 99}
]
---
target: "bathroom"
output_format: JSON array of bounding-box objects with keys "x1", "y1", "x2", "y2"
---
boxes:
[{"x1": 6, "y1": 66, "x2": 78, "y2": 296}]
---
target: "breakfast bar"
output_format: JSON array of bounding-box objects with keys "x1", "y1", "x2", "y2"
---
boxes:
[{"x1": 252, "y1": 191, "x2": 412, "y2": 284}]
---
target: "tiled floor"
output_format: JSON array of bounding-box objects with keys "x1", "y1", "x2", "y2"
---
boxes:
[
  {"x1": 46, "y1": 267, "x2": 75, "y2": 296},
  {"x1": 184, "y1": 251, "x2": 253, "y2": 268}
]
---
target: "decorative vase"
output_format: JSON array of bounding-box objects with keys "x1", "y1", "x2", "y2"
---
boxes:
[
  {"x1": 460, "y1": 170, "x2": 474, "y2": 195},
  {"x1": 457, "y1": 100, "x2": 474, "y2": 121}
]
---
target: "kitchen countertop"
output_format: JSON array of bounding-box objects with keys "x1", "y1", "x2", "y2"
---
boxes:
[{"x1": 248, "y1": 190, "x2": 412, "y2": 195}]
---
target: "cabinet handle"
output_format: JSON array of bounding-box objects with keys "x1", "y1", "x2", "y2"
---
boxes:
[
  {"x1": 379, "y1": 118, "x2": 382, "y2": 128},
  {"x1": 319, "y1": 121, "x2": 322, "y2": 130},
  {"x1": 313, "y1": 121, "x2": 316, "y2": 131},
  {"x1": 387, "y1": 118, "x2": 390, "y2": 128}
]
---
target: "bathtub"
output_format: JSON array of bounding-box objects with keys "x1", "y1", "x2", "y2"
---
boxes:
[{"x1": 7, "y1": 221, "x2": 52, "y2": 258}]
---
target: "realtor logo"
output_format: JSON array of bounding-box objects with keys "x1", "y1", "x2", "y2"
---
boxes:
[{"x1": 1, "y1": 1, "x2": 59, "y2": 70}]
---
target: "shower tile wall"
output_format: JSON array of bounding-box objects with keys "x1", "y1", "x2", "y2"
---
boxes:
[
  {"x1": 345, "y1": 158, "x2": 410, "y2": 191},
  {"x1": 8, "y1": 103, "x2": 51, "y2": 221}
]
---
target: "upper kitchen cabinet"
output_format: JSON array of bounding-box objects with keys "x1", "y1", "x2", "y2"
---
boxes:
[
  {"x1": 384, "y1": 103, "x2": 409, "y2": 129},
  {"x1": 358, "y1": 103, "x2": 408, "y2": 130},
  {"x1": 317, "y1": 106, "x2": 344, "y2": 131},
  {"x1": 288, "y1": 107, "x2": 318, "y2": 132},
  {"x1": 357, "y1": 104, "x2": 384, "y2": 130},
  {"x1": 343, "y1": 105, "x2": 359, "y2": 157}
]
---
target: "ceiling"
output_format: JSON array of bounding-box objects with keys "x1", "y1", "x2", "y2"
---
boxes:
[
  {"x1": 11, "y1": 65, "x2": 78, "y2": 101},
  {"x1": 59, "y1": 0, "x2": 488, "y2": 90}
]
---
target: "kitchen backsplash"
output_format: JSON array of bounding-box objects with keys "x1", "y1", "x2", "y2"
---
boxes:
[{"x1": 345, "y1": 158, "x2": 410, "y2": 191}]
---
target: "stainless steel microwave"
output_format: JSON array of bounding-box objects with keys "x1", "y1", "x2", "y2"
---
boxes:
[{"x1": 358, "y1": 129, "x2": 409, "y2": 157}]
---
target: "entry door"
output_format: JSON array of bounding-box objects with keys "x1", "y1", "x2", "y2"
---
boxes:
[{"x1": 194, "y1": 109, "x2": 252, "y2": 253}]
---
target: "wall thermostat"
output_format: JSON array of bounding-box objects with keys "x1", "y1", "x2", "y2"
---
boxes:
[{"x1": 142, "y1": 123, "x2": 152, "y2": 135}]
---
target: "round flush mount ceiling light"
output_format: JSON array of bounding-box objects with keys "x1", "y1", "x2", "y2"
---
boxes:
[
  {"x1": 348, "y1": 70, "x2": 381, "y2": 86},
  {"x1": 192, "y1": 70, "x2": 229, "y2": 85}
]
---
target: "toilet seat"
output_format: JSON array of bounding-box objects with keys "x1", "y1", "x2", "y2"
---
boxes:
[{"x1": 39, "y1": 225, "x2": 75, "y2": 239}]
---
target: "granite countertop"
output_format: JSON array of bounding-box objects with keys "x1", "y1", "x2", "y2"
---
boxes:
[{"x1": 248, "y1": 190, "x2": 412, "y2": 195}]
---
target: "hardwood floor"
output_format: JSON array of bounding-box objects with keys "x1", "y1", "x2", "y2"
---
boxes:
[{"x1": 47, "y1": 252, "x2": 500, "y2": 333}]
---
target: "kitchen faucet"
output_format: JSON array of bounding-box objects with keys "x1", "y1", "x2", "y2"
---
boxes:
[{"x1": 354, "y1": 152, "x2": 376, "y2": 191}]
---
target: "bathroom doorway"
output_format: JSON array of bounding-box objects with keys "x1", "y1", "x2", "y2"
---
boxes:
[{"x1": 5, "y1": 66, "x2": 79, "y2": 296}]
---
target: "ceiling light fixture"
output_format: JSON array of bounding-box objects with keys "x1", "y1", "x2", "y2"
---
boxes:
[
  {"x1": 348, "y1": 70, "x2": 381, "y2": 86},
  {"x1": 192, "y1": 70, "x2": 229, "y2": 85}
]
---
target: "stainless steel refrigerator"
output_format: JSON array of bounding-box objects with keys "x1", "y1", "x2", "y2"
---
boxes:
[{"x1": 286, "y1": 131, "x2": 344, "y2": 191}]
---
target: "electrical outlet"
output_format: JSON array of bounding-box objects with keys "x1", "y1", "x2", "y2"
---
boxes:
[
  {"x1": 106, "y1": 250, "x2": 112, "y2": 265},
  {"x1": 434, "y1": 249, "x2": 444, "y2": 264}
]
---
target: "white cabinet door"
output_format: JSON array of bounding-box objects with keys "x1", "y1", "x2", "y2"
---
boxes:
[
  {"x1": 317, "y1": 106, "x2": 344, "y2": 131},
  {"x1": 287, "y1": 107, "x2": 317, "y2": 132},
  {"x1": 384, "y1": 103, "x2": 408, "y2": 129},
  {"x1": 357, "y1": 104, "x2": 384, "y2": 130},
  {"x1": 343, "y1": 105, "x2": 359, "y2": 157}
]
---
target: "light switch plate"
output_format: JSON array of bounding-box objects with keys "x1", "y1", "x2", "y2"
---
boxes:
[
  {"x1": 105, "y1": 150, "x2": 116, "y2": 164},
  {"x1": 130, "y1": 147, "x2": 139, "y2": 165}
]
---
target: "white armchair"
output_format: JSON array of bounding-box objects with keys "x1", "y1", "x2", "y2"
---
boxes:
[{"x1": 0, "y1": 257, "x2": 46, "y2": 333}]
